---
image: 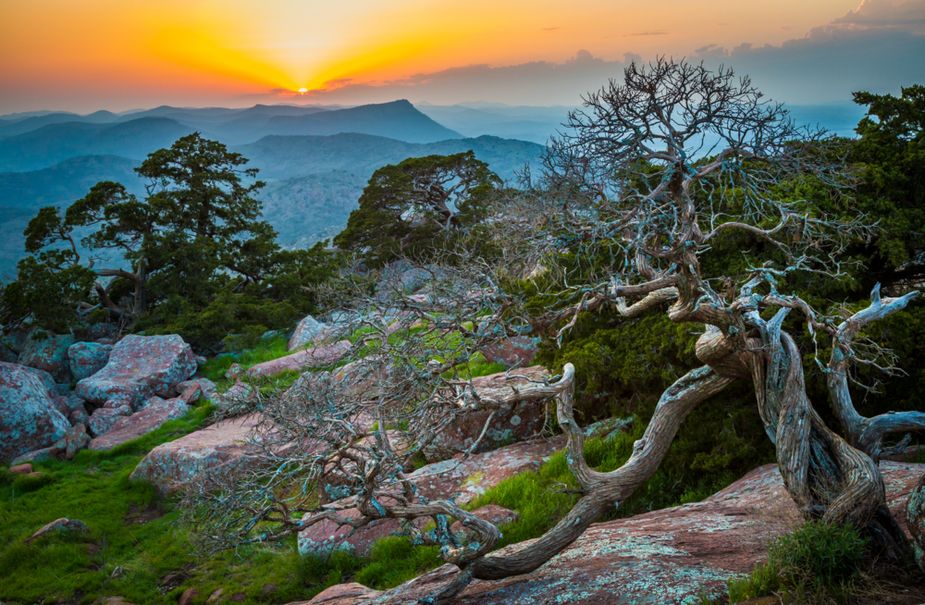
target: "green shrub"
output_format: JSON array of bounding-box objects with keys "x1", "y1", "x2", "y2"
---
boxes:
[{"x1": 728, "y1": 521, "x2": 868, "y2": 604}]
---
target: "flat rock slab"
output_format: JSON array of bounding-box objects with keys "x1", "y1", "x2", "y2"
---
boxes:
[
  {"x1": 130, "y1": 413, "x2": 263, "y2": 493},
  {"x1": 75, "y1": 334, "x2": 197, "y2": 409},
  {"x1": 307, "y1": 461, "x2": 925, "y2": 605},
  {"x1": 285, "y1": 583, "x2": 381, "y2": 605},
  {"x1": 246, "y1": 340, "x2": 352, "y2": 378},
  {"x1": 89, "y1": 397, "x2": 190, "y2": 450}
]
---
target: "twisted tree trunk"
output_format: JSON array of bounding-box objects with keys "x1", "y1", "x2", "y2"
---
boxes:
[{"x1": 747, "y1": 309, "x2": 909, "y2": 559}]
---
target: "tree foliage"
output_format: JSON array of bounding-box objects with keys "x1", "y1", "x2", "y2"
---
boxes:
[
  {"x1": 1, "y1": 133, "x2": 337, "y2": 349},
  {"x1": 334, "y1": 151, "x2": 501, "y2": 266}
]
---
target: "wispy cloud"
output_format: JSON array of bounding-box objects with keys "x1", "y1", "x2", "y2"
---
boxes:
[{"x1": 624, "y1": 31, "x2": 668, "y2": 37}]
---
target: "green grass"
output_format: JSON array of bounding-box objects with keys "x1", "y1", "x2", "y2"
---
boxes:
[
  {"x1": 199, "y1": 335, "x2": 291, "y2": 385},
  {"x1": 727, "y1": 521, "x2": 868, "y2": 604},
  {"x1": 0, "y1": 404, "x2": 325, "y2": 605}
]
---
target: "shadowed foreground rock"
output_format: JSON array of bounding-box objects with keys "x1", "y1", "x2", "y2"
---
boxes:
[
  {"x1": 297, "y1": 462, "x2": 925, "y2": 605},
  {"x1": 0, "y1": 362, "x2": 70, "y2": 463}
]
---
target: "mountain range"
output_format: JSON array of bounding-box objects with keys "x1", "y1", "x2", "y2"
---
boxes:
[
  {"x1": 0, "y1": 100, "x2": 545, "y2": 278},
  {"x1": 0, "y1": 98, "x2": 866, "y2": 279}
]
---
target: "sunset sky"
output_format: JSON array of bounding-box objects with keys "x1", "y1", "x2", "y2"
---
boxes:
[{"x1": 2, "y1": 0, "x2": 924, "y2": 112}]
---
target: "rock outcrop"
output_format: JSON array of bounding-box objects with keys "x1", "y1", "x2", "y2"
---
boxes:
[
  {"x1": 130, "y1": 413, "x2": 263, "y2": 493},
  {"x1": 18, "y1": 332, "x2": 76, "y2": 382},
  {"x1": 423, "y1": 366, "x2": 551, "y2": 461},
  {"x1": 67, "y1": 341, "x2": 113, "y2": 381},
  {"x1": 303, "y1": 462, "x2": 925, "y2": 605},
  {"x1": 88, "y1": 396, "x2": 190, "y2": 450},
  {"x1": 245, "y1": 340, "x2": 352, "y2": 378},
  {"x1": 479, "y1": 335, "x2": 539, "y2": 369},
  {"x1": 0, "y1": 362, "x2": 70, "y2": 463},
  {"x1": 288, "y1": 315, "x2": 330, "y2": 351},
  {"x1": 75, "y1": 334, "x2": 197, "y2": 411}
]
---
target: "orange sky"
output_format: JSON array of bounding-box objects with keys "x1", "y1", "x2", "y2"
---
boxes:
[{"x1": 0, "y1": 0, "x2": 897, "y2": 111}]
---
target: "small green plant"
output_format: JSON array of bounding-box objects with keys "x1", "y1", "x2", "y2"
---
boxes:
[{"x1": 727, "y1": 521, "x2": 868, "y2": 604}]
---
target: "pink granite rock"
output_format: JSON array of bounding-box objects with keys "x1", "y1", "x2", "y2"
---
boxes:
[
  {"x1": 75, "y1": 334, "x2": 197, "y2": 410},
  {"x1": 245, "y1": 340, "x2": 352, "y2": 378},
  {"x1": 479, "y1": 336, "x2": 539, "y2": 369},
  {"x1": 87, "y1": 405, "x2": 132, "y2": 437},
  {"x1": 89, "y1": 397, "x2": 190, "y2": 450},
  {"x1": 288, "y1": 583, "x2": 381, "y2": 605},
  {"x1": 338, "y1": 462, "x2": 925, "y2": 605},
  {"x1": 130, "y1": 413, "x2": 263, "y2": 493},
  {"x1": 423, "y1": 366, "x2": 551, "y2": 461}
]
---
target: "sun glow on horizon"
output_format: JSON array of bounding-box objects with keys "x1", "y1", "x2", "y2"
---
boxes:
[{"x1": 0, "y1": 0, "x2": 864, "y2": 112}]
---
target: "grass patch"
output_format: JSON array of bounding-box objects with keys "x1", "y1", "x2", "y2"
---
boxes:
[
  {"x1": 199, "y1": 335, "x2": 290, "y2": 385},
  {"x1": 727, "y1": 521, "x2": 868, "y2": 604},
  {"x1": 0, "y1": 403, "x2": 325, "y2": 605}
]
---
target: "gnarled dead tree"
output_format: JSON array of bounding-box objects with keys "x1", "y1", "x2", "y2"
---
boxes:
[{"x1": 190, "y1": 59, "x2": 922, "y2": 602}]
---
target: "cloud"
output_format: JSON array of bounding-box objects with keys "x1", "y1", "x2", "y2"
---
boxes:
[
  {"x1": 274, "y1": 50, "x2": 630, "y2": 106},
  {"x1": 238, "y1": 2, "x2": 924, "y2": 109},
  {"x1": 692, "y1": 1, "x2": 925, "y2": 103},
  {"x1": 625, "y1": 31, "x2": 668, "y2": 37},
  {"x1": 827, "y1": 0, "x2": 925, "y2": 33}
]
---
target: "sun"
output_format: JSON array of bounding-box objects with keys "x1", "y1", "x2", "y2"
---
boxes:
[{"x1": 297, "y1": 87, "x2": 308, "y2": 95}]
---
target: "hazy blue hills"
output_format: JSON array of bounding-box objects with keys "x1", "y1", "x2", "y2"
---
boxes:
[
  {"x1": 0, "y1": 123, "x2": 542, "y2": 277},
  {"x1": 0, "y1": 117, "x2": 191, "y2": 172},
  {"x1": 0, "y1": 100, "x2": 463, "y2": 172},
  {"x1": 0, "y1": 110, "x2": 120, "y2": 138},
  {"x1": 239, "y1": 133, "x2": 544, "y2": 248},
  {"x1": 0, "y1": 97, "x2": 864, "y2": 279},
  {"x1": 238, "y1": 132, "x2": 541, "y2": 180}
]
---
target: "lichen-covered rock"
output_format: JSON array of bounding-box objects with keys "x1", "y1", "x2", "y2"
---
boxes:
[
  {"x1": 75, "y1": 334, "x2": 197, "y2": 410},
  {"x1": 348, "y1": 462, "x2": 925, "y2": 605},
  {"x1": 288, "y1": 315, "x2": 330, "y2": 351},
  {"x1": 130, "y1": 413, "x2": 263, "y2": 493},
  {"x1": 88, "y1": 405, "x2": 133, "y2": 436},
  {"x1": 298, "y1": 506, "x2": 416, "y2": 557},
  {"x1": 176, "y1": 378, "x2": 217, "y2": 402},
  {"x1": 411, "y1": 436, "x2": 565, "y2": 504},
  {"x1": 0, "y1": 361, "x2": 70, "y2": 463},
  {"x1": 18, "y1": 332, "x2": 76, "y2": 382},
  {"x1": 480, "y1": 336, "x2": 540, "y2": 369},
  {"x1": 89, "y1": 397, "x2": 190, "y2": 450},
  {"x1": 245, "y1": 340, "x2": 352, "y2": 378},
  {"x1": 423, "y1": 366, "x2": 551, "y2": 461},
  {"x1": 67, "y1": 341, "x2": 113, "y2": 381}
]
